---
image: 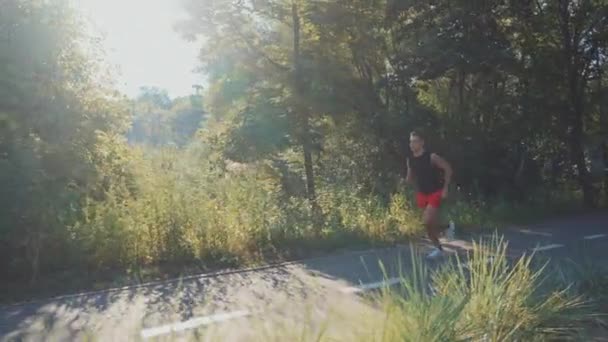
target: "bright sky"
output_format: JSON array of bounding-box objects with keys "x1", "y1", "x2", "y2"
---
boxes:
[{"x1": 77, "y1": 0, "x2": 202, "y2": 98}]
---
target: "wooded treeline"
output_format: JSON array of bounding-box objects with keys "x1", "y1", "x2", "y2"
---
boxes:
[{"x1": 177, "y1": 0, "x2": 607, "y2": 205}]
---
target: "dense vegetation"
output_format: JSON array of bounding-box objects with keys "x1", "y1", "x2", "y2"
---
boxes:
[{"x1": 1, "y1": 0, "x2": 607, "y2": 296}]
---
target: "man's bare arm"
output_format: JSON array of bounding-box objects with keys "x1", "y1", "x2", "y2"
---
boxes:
[{"x1": 431, "y1": 153, "x2": 452, "y2": 194}]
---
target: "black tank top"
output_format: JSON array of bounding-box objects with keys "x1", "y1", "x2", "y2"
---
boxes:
[{"x1": 409, "y1": 151, "x2": 443, "y2": 194}]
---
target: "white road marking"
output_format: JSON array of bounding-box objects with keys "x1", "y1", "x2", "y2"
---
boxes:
[
  {"x1": 443, "y1": 239, "x2": 474, "y2": 251},
  {"x1": 340, "y1": 277, "x2": 402, "y2": 294},
  {"x1": 532, "y1": 244, "x2": 564, "y2": 252},
  {"x1": 583, "y1": 234, "x2": 607, "y2": 240},
  {"x1": 516, "y1": 229, "x2": 553, "y2": 237},
  {"x1": 140, "y1": 310, "x2": 251, "y2": 339}
]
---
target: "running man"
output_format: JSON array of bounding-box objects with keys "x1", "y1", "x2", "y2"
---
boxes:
[{"x1": 406, "y1": 130, "x2": 454, "y2": 259}]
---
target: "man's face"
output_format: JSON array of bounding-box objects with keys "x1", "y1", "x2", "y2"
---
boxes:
[{"x1": 409, "y1": 134, "x2": 424, "y2": 153}]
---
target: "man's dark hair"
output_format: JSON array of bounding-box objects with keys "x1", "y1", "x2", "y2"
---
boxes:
[{"x1": 410, "y1": 130, "x2": 425, "y2": 141}]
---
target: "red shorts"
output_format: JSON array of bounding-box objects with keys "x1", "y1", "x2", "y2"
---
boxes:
[{"x1": 416, "y1": 190, "x2": 443, "y2": 209}]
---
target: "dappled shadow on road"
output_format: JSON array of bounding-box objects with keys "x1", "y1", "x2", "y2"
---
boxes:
[
  {"x1": 0, "y1": 262, "x2": 315, "y2": 341},
  {"x1": 0, "y1": 241, "x2": 478, "y2": 341},
  {"x1": 295, "y1": 237, "x2": 484, "y2": 293},
  {"x1": 0, "y1": 237, "x2": 561, "y2": 341},
  {"x1": 2, "y1": 213, "x2": 606, "y2": 341},
  {"x1": 1, "y1": 284, "x2": 147, "y2": 341}
]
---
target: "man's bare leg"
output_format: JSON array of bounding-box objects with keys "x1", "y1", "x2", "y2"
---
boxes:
[{"x1": 423, "y1": 206, "x2": 442, "y2": 250}]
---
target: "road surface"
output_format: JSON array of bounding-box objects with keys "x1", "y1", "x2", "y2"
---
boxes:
[{"x1": 1, "y1": 213, "x2": 606, "y2": 341}]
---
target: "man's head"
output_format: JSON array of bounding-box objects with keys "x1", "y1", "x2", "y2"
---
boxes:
[{"x1": 409, "y1": 130, "x2": 425, "y2": 154}]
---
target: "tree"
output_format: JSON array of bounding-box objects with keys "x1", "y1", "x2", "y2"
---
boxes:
[
  {"x1": 137, "y1": 86, "x2": 172, "y2": 110},
  {"x1": 510, "y1": 0, "x2": 608, "y2": 206},
  {"x1": 0, "y1": 0, "x2": 130, "y2": 283},
  {"x1": 127, "y1": 90, "x2": 206, "y2": 147},
  {"x1": 178, "y1": 0, "x2": 326, "y2": 206}
]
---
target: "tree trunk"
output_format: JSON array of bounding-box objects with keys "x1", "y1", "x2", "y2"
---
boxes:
[
  {"x1": 602, "y1": 139, "x2": 608, "y2": 201},
  {"x1": 567, "y1": 56, "x2": 595, "y2": 207},
  {"x1": 292, "y1": 1, "x2": 316, "y2": 203},
  {"x1": 569, "y1": 81, "x2": 596, "y2": 207},
  {"x1": 598, "y1": 46, "x2": 608, "y2": 200},
  {"x1": 559, "y1": 0, "x2": 597, "y2": 207},
  {"x1": 458, "y1": 69, "x2": 466, "y2": 126},
  {"x1": 603, "y1": 142, "x2": 608, "y2": 201},
  {"x1": 570, "y1": 131, "x2": 595, "y2": 207},
  {"x1": 26, "y1": 230, "x2": 41, "y2": 287},
  {"x1": 303, "y1": 137, "x2": 316, "y2": 201}
]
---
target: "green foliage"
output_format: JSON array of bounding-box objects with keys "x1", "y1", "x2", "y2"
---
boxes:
[
  {"x1": 319, "y1": 186, "x2": 422, "y2": 243},
  {"x1": 177, "y1": 0, "x2": 608, "y2": 205},
  {"x1": 369, "y1": 238, "x2": 589, "y2": 342},
  {"x1": 62, "y1": 147, "x2": 421, "y2": 272},
  {"x1": 443, "y1": 187, "x2": 583, "y2": 229},
  {"x1": 0, "y1": 0, "x2": 131, "y2": 282},
  {"x1": 127, "y1": 88, "x2": 206, "y2": 147}
]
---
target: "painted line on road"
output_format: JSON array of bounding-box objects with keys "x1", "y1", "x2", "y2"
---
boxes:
[
  {"x1": 2, "y1": 244, "x2": 414, "y2": 309},
  {"x1": 340, "y1": 277, "x2": 401, "y2": 294},
  {"x1": 583, "y1": 234, "x2": 607, "y2": 240},
  {"x1": 515, "y1": 228, "x2": 553, "y2": 237},
  {"x1": 141, "y1": 310, "x2": 251, "y2": 339},
  {"x1": 532, "y1": 244, "x2": 564, "y2": 252}
]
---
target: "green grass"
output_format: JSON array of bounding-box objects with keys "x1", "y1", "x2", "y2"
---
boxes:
[
  {"x1": 443, "y1": 188, "x2": 584, "y2": 232},
  {"x1": 0, "y1": 148, "x2": 588, "y2": 304},
  {"x1": 0, "y1": 188, "x2": 582, "y2": 305},
  {"x1": 541, "y1": 248, "x2": 608, "y2": 339},
  {"x1": 375, "y1": 236, "x2": 589, "y2": 341}
]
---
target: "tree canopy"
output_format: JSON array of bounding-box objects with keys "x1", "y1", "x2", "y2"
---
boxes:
[{"x1": 177, "y1": 0, "x2": 607, "y2": 205}]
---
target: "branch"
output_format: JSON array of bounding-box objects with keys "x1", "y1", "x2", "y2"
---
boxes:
[
  {"x1": 581, "y1": 44, "x2": 599, "y2": 81},
  {"x1": 580, "y1": 11, "x2": 607, "y2": 44},
  {"x1": 228, "y1": 18, "x2": 290, "y2": 73},
  {"x1": 528, "y1": 1, "x2": 561, "y2": 48},
  {"x1": 535, "y1": 0, "x2": 545, "y2": 16},
  {"x1": 558, "y1": 0, "x2": 574, "y2": 62}
]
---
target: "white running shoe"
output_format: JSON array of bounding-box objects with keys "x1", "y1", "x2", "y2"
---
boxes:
[
  {"x1": 446, "y1": 221, "x2": 456, "y2": 241},
  {"x1": 426, "y1": 247, "x2": 444, "y2": 259}
]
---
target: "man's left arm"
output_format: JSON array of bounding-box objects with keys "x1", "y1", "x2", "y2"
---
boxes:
[{"x1": 431, "y1": 153, "x2": 452, "y2": 198}]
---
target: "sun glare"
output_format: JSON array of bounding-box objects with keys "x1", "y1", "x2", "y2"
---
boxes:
[{"x1": 76, "y1": 0, "x2": 201, "y2": 98}]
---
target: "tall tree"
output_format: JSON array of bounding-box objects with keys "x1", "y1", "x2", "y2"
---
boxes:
[
  {"x1": 525, "y1": 0, "x2": 607, "y2": 206},
  {"x1": 0, "y1": 0, "x2": 130, "y2": 283},
  {"x1": 178, "y1": 0, "x2": 325, "y2": 205}
]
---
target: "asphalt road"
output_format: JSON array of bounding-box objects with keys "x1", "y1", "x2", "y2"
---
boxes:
[{"x1": 1, "y1": 213, "x2": 606, "y2": 341}]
